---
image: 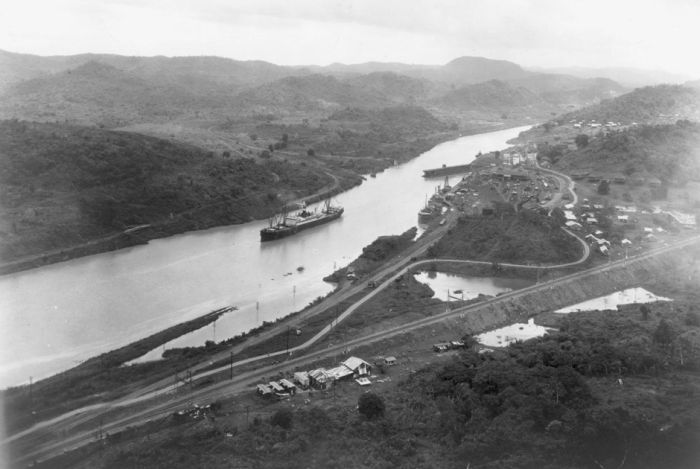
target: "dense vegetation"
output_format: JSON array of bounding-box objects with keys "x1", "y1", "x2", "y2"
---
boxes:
[
  {"x1": 242, "y1": 105, "x2": 454, "y2": 165},
  {"x1": 324, "y1": 227, "x2": 418, "y2": 282},
  {"x1": 559, "y1": 85, "x2": 700, "y2": 124},
  {"x1": 556, "y1": 120, "x2": 700, "y2": 184},
  {"x1": 427, "y1": 210, "x2": 582, "y2": 264},
  {"x1": 0, "y1": 61, "x2": 237, "y2": 127},
  {"x1": 0, "y1": 120, "x2": 330, "y2": 261},
  {"x1": 432, "y1": 79, "x2": 550, "y2": 117},
  {"x1": 42, "y1": 304, "x2": 700, "y2": 469}
]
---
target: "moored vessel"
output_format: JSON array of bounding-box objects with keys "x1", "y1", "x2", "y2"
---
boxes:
[{"x1": 260, "y1": 199, "x2": 344, "y2": 241}]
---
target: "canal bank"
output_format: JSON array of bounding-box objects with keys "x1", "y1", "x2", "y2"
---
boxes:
[{"x1": 0, "y1": 126, "x2": 531, "y2": 387}]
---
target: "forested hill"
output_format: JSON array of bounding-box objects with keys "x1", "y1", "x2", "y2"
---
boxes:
[
  {"x1": 0, "y1": 61, "x2": 239, "y2": 127},
  {"x1": 0, "y1": 120, "x2": 331, "y2": 262},
  {"x1": 554, "y1": 120, "x2": 700, "y2": 184},
  {"x1": 431, "y1": 80, "x2": 550, "y2": 117},
  {"x1": 559, "y1": 84, "x2": 700, "y2": 124}
]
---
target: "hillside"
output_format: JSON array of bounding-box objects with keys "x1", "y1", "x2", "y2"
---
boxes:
[
  {"x1": 531, "y1": 65, "x2": 692, "y2": 87},
  {"x1": 510, "y1": 75, "x2": 625, "y2": 105},
  {"x1": 426, "y1": 209, "x2": 582, "y2": 264},
  {"x1": 0, "y1": 51, "x2": 628, "y2": 131},
  {"x1": 429, "y1": 56, "x2": 531, "y2": 85},
  {"x1": 511, "y1": 85, "x2": 700, "y2": 147},
  {"x1": 0, "y1": 61, "x2": 239, "y2": 126},
  {"x1": 0, "y1": 49, "x2": 303, "y2": 92},
  {"x1": 559, "y1": 85, "x2": 700, "y2": 124},
  {"x1": 554, "y1": 120, "x2": 700, "y2": 184},
  {"x1": 343, "y1": 72, "x2": 434, "y2": 104},
  {"x1": 314, "y1": 105, "x2": 452, "y2": 159},
  {"x1": 0, "y1": 120, "x2": 333, "y2": 263},
  {"x1": 232, "y1": 74, "x2": 393, "y2": 113},
  {"x1": 38, "y1": 303, "x2": 700, "y2": 469},
  {"x1": 432, "y1": 80, "x2": 549, "y2": 117}
]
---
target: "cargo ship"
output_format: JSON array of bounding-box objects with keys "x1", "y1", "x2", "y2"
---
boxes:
[{"x1": 260, "y1": 199, "x2": 344, "y2": 241}]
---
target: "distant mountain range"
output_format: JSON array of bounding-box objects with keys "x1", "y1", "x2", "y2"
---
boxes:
[
  {"x1": 0, "y1": 49, "x2": 630, "y2": 126},
  {"x1": 528, "y1": 65, "x2": 694, "y2": 88}
]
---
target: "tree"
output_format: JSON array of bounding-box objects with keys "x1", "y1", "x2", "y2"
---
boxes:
[
  {"x1": 653, "y1": 319, "x2": 674, "y2": 346},
  {"x1": 597, "y1": 180, "x2": 610, "y2": 195},
  {"x1": 640, "y1": 305, "x2": 650, "y2": 321},
  {"x1": 575, "y1": 134, "x2": 589, "y2": 148},
  {"x1": 686, "y1": 311, "x2": 700, "y2": 327},
  {"x1": 222, "y1": 151, "x2": 231, "y2": 158},
  {"x1": 270, "y1": 408, "x2": 293, "y2": 429},
  {"x1": 307, "y1": 148, "x2": 315, "y2": 157},
  {"x1": 358, "y1": 392, "x2": 385, "y2": 419}
]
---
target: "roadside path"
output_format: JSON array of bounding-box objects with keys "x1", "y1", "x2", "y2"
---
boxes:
[
  {"x1": 4, "y1": 217, "x2": 588, "y2": 444},
  {"x1": 4, "y1": 162, "x2": 586, "y2": 445},
  {"x1": 9, "y1": 233, "x2": 700, "y2": 466}
]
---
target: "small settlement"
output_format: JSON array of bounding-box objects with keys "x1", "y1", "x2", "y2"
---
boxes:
[
  {"x1": 419, "y1": 146, "x2": 558, "y2": 225},
  {"x1": 256, "y1": 356, "x2": 374, "y2": 398}
]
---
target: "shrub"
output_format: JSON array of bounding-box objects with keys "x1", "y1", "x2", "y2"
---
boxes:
[
  {"x1": 358, "y1": 392, "x2": 385, "y2": 420},
  {"x1": 271, "y1": 408, "x2": 293, "y2": 429}
]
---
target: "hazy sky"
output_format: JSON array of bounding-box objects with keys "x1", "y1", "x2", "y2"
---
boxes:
[{"x1": 2, "y1": 0, "x2": 699, "y2": 77}]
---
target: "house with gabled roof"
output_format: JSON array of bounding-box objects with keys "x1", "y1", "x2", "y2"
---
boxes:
[{"x1": 341, "y1": 356, "x2": 372, "y2": 376}]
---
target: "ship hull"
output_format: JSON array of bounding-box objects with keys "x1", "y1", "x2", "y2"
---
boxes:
[{"x1": 260, "y1": 208, "x2": 344, "y2": 242}]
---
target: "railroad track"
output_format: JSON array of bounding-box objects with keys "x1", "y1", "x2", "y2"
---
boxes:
[{"x1": 9, "y1": 233, "x2": 699, "y2": 466}]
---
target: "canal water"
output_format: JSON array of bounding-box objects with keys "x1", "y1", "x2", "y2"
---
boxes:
[{"x1": 0, "y1": 125, "x2": 530, "y2": 387}]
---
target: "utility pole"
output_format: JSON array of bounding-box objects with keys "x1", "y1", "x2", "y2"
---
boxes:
[
  {"x1": 230, "y1": 352, "x2": 234, "y2": 380},
  {"x1": 286, "y1": 326, "x2": 291, "y2": 354}
]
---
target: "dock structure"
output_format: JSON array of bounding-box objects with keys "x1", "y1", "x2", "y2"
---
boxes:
[{"x1": 423, "y1": 163, "x2": 472, "y2": 178}]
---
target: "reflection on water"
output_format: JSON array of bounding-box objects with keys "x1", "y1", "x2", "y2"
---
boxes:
[
  {"x1": 413, "y1": 271, "x2": 532, "y2": 301},
  {"x1": 476, "y1": 318, "x2": 552, "y2": 347},
  {"x1": 0, "y1": 126, "x2": 530, "y2": 386},
  {"x1": 555, "y1": 287, "x2": 671, "y2": 313}
]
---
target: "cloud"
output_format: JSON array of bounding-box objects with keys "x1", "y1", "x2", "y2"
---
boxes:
[{"x1": 2, "y1": 0, "x2": 699, "y2": 76}]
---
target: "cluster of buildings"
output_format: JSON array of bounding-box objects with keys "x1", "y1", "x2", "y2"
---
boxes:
[
  {"x1": 498, "y1": 147, "x2": 538, "y2": 167},
  {"x1": 432, "y1": 340, "x2": 466, "y2": 353},
  {"x1": 256, "y1": 356, "x2": 383, "y2": 397},
  {"x1": 571, "y1": 119, "x2": 625, "y2": 130}
]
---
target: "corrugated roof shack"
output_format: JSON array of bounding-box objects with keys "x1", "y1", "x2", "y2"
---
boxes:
[
  {"x1": 293, "y1": 371, "x2": 310, "y2": 389},
  {"x1": 342, "y1": 356, "x2": 372, "y2": 376},
  {"x1": 309, "y1": 368, "x2": 332, "y2": 390},
  {"x1": 279, "y1": 379, "x2": 297, "y2": 394},
  {"x1": 327, "y1": 365, "x2": 354, "y2": 382}
]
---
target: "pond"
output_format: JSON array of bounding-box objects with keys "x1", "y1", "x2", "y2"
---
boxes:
[
  {"x1": 555, "y1": 287, "x2": 672, "y2": 313},
  {"x1": 413, "y1": 271, "x2": 533, "y2": 301}
]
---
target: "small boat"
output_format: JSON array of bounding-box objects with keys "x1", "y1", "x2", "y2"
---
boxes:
[
  {"x1": 297, "y1": 266, "x2": 305, "y2": 272},
  {"x1": 453, "y1": 289, "x2": 463, "y2": 294}
]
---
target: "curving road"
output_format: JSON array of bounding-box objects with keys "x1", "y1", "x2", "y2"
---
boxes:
[
  {"x1": 4, "y1": 164, "x2": 591, "y2": 460},
  {"x1": 8, "y1": 233, "x2": 700, "y2": 466},
  {"x1": 3, "y1": 163, "x2": 655, "y2": 466}
]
